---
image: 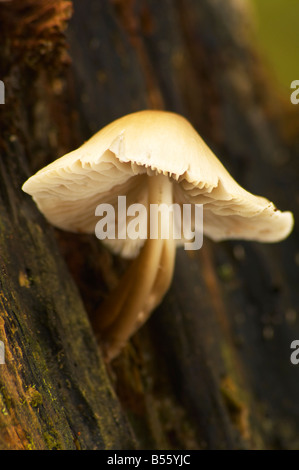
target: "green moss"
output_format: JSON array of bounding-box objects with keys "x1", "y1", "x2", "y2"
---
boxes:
[
  {"x1": 25, "y1": 433, "x2": 36, "y2": 450},
  {"x1": 0, "y1": 386, "x2": 13, "y2": 412},
  {"x1": 43, "y1": 431, "x2": 62, "y2": 450},
  {"x1": 30, "y1": 390, "x2": 43, "y2": 408}
]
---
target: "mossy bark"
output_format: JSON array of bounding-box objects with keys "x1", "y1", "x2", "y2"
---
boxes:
[
  {"x1": 0, "y1": 0, "x2": 135, "y2": 451},
  {"x1": 0, "y1": 0, "x2": 299, "y2": 450}
]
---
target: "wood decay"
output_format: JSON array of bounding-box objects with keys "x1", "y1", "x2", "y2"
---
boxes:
[{"x1": 0, "y1": 0, "x2": 298, "y2": 450}]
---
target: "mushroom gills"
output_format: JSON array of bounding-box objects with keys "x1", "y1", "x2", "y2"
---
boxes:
[{"x1": 95, "y1": 174, "x2": 176, "y2": 361}]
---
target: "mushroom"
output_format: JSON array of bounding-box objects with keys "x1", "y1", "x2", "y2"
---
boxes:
[{"x1": 22, "y1": 110, "x2": 294, "y2": 360}]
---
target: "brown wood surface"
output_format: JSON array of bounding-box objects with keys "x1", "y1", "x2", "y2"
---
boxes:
[{"x1": 0, "y1": 0, "x2": 298, "y2": 450}]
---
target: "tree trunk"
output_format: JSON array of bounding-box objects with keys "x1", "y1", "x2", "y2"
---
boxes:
[{"x1": 0, "y1": 0, "x2": 298, "y2": 450}]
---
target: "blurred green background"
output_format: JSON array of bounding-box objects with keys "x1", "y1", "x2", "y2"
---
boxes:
[{"x1": 251, "y1": 0, "x2": 299, "y2": 94}]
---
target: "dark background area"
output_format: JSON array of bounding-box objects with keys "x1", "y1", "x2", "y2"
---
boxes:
[{"x1": 0, "y1": 0, "x2": 298, "y2": 449}]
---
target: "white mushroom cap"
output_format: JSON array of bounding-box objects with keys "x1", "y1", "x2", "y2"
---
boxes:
[{"x1": 22, "y1": 110, "x2": 294, "y2": 257}]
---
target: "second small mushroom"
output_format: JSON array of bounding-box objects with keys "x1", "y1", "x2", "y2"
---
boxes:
[{"x1": 22, "y1": 110, "x2": 294, "y2": 360}]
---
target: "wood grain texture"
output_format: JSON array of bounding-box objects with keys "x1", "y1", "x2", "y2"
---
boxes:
[
  {"x1": 0, "y1": 0, "x2": 298, "y2": 449},
  {"x1": 0, "y1": 0, "x2": 135, "y2": 450}
]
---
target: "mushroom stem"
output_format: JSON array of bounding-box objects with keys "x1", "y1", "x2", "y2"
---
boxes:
[
  {"x1": 140, "y1": 236, "x2": 176, "y2": 321},
  {"x1": 99, "y1": 174, "x2": 176, "y2": 361}
]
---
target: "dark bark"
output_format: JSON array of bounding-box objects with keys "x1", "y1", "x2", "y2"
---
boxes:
[
  {"x1": 0, "y1": 0, "x2": 299, "y2": 450},
  {"x1": 0, "y1": 0, "x2": 135, "y2": 451}
]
